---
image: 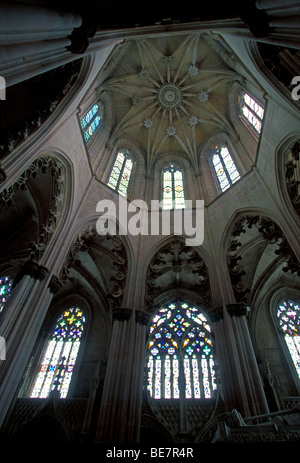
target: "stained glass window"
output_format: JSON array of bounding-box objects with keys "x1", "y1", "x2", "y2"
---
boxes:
[
  {"x1": 162, "y1": 165, "x2": 185, "y2": 209},
  {"x1": 146, "y1": 301, "x2": 217, "y2": 399},
  {"x1": 0, "y1": 276, "x2": 13, "y2": 313},
  {"x1": 81, "y1": 103, "x2": 104, "y2": 142},
  {"x1": 107, "y1": 149, "x2": 133, "y2": 196},
  {"x1": 277, "y1": 299, "x2": 300, "y2": 379},
  {"x1": 30, "y1": 307, "x2": 86, "y2": 399},
  {"x1": 241, "y1": 92, "x2": 264, "y2": 134},
  {"x1": 211, "y1": 145, "x2": 240, "y2": 193}
]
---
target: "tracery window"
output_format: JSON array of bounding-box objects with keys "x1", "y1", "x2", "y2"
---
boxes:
[
  {"x1": 277, "y1": 299, "x2": 300, "y2": 379},
  {"x1": 81, "y1": 103, "x2": 104, "y2": 142},
  {"x1": 0, "y1": 276, "x2": 13, "y2": 313},
  {"x1": 240, "y1": 92, "x2": 264, "y2": 135},
  {"x1": 30, "y1": 307, "x2": 86, "y2": 399},
  {"x1": 162, "y1": 165, "x2": 185, "y2": 209},
  {"x1": 146, "y1": 301, "x2": 217, "y2": 399},
  {"x1": 211, "y1": 145, "x2": 240, "y2": 193},
  {"x1": 107, "y1": 149, "x2": 134, "y2": 196}
]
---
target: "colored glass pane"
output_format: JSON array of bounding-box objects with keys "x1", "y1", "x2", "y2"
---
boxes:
[
  {"x1": 277, "y1": 300, "x2": 300, "y2": 379},
  {"x1": 241, "y1": 93, "x2": 264, "y2": 134},
  {"x1": 81, "y1": 104, "x2": 103, "y2": 142},
  {"x1": 108, "y1": 150, "x2": 133, "y2": 196},
  {"x1": 30, "y1": 307, "x2": 85, "y2": 399},
  {"x1": 0, "y1": 276, "x2": 13, "y2": 313},
  {"x1": 162, "y1": 166, "x2": 185, "y2": 209},
  {"x1": 212, "y1": 146, "x2": 240, "y2": 192},
  {"x1": 146, "y1": 301, "x2": 217, "y2": 399}
]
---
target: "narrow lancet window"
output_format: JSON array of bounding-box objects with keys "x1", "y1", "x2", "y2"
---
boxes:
[
  {"x1": 162, "y1": 165, "x2": 185, "y2": 209},
  {"x1": 277, "y1": 299, "x2": 300, "y2": 379},
  {"x1": 81, "y1": 103, "x2": 104, "y2": 142},
  {"x1": 211, "y1": 145, "x2": 240, "y2": 193},
  {"x1": 241, "y1": 92, "x2": 264, "y2": 135},
  {"x1": 107, "y1": 149, "x2": 133, "y2": 196}
]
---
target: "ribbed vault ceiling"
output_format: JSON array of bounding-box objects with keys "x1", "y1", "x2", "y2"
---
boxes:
[{"x1": 99, "y1": 33, "x2": 243, "y2": 172}]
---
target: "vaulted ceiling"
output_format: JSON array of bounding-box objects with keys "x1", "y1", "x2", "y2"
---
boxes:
[{"x1": 98, "y1": 33, "x2": 245, "y2": 172}]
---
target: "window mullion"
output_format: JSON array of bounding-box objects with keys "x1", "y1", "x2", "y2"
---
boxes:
[{"x1": 220, "y1": 155, "x2": 232, "y2": 187}]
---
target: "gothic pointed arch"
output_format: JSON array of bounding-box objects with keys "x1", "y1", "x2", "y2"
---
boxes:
[
  {"x1": 0, "y1": 153, "x2": 72, "y2": 289},
  {"x1": 225, "y1": 212, "x2": 300, "y2": 307}
]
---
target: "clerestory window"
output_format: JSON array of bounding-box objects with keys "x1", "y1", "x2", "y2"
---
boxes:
[
  {"x1": 146, "y1": 301, "x2": 218, "y2": 399},
  {"x1": 162, "y1": 165, "x2": 185, "y2": 210},
  {"x1": 277, "y1": 299, "x2": 300, "y2": 380},
  {"x1": 30, "y1": 306, "x2": 86, "y2": 399},
  {"x1": 107, "y1": 149, "x2": 134, "y2": 196},
  {"x1": 240, "y1": 92, "x2": 264, "y2": 135},
  {"x1": 211, "y1": 145, "x2": 240, "y2": 193},
  {"x1": 81, "y1": 103, "x2": 104, "y2": 142}
]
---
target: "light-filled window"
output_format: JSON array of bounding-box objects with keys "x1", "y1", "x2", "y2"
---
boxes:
[
  {"x1": 211, "y1": 145, "x2": 240, "y2": 193},
  {"x1": 162, "y1": 165, "x2": 185, "y2": 209},
  {"x1": 107, "y1": 149, "x2": 133, "y2": 196},
  {"x1": 81, "y1": 103, "x2": 104, "y2": 142},
  {"x1": 30, "y1": 307, "x2": 86, "y2": 399},
  {"x1": 146, "y1": 301, "x2": 217, "y2": 399},
  {"x1": 277, "y1": 299, "x2": 300, "y2": 379},
  {"x1": 0, "y1": 276, "x2": 13, "y2": 313},
  {"x1": 241, "y1": 92, "x2": 264, "y2": 135}
]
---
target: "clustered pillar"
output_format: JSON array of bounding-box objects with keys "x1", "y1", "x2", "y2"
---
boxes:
[
  {"x1": 210, "y1": 304, "x2": 269, "y2": 419},
  {"x1": 96, "y1": 308, "x2": 149, "y2": 443}
]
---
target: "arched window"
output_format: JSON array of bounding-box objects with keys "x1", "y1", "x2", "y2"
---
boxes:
[
  {"x1": 162, "y1": 165, "x2": 185, "y2": 209},
  {"x1": 240, "y1": 92, "x2": 264, "y2": 135},
  {"x1": 80, "y1": 103, "x2": 104, "y2": 142},
  {"x1": 211, "y1": 145, "x2": 240, "y2": 193},
  {"x1": 30, "y1": 307, "x2": 86, "y2": 399},
  {"x1": 0, "y1": 276, "x2": 13, "y2": 313},
  {"x1": 107, "y1": 149, "x2": 134, "y2": 196},
  {"x1": 146, "y1": 301, "x2": 217, "y2": 399},
  {"x1": 277, "y1": 299, "x2": 300, "y2": 379}
]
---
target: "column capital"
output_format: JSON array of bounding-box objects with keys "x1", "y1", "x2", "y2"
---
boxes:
[
  {"x1": 112, "y1": 307, "x2": 131, "y2": 322},
  {"x1": 135, "y1": 310, "x2": 150, "y2": 326},
  {"x1": 13, "y1": 260, "x2": 49, "y2": 287},
  {"x1": 208, "y1": 306, "x2": 224, "y2": 322},
  {"x1": 226, "y1": 303, "x2": 248, "y2": 317},
  {"x1": 48, "y1": 275, "x2": 62, "y2": 295}
]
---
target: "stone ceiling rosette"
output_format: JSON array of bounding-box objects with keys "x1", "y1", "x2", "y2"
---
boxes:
[{"x1": 99, "y1": 33, "x2": 243, "y2": 174}]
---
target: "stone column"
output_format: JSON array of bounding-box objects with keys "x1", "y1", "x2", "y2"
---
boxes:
[
  {"x1": 226, "y1": 303, "x2": 269, "y2": 418},
  {"x1": 95, "y1": 307, "x2": 132, "y2": 443},
  {"x1": 126, "y1": 311, "x2": 150, "y2": 443},
  {"x1": 0, "y1": 1, "x2": 83, "y2": 87},
  {"x1": 0, "y1": 261, "x2": 58, "y2": 428},
  {"x1": 96, "y1": 308, "x2": 150, "y2": 443}
]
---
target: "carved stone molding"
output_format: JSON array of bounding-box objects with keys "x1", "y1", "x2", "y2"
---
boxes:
[
  {"x1": 0, "y1": 156, "x2": 65, "y2": 262},
  {"x1": 48, "y1": 275, "x2": 63, "y2": 295},
  {"x1": 285, "y1": 140, "x2": 300, "y2": 217},
  {"x1": 59, "y1": 226, "x2": 128, "y2": 307},
  {"x1": 146, "y1": 238, "x2": 210, "y2": 310}
]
